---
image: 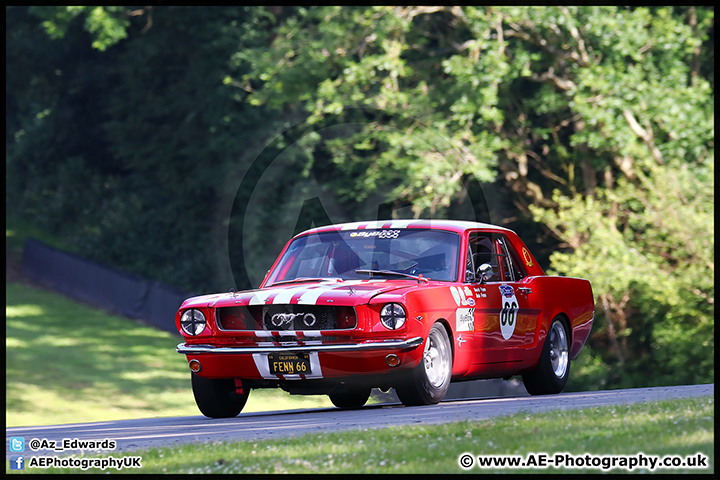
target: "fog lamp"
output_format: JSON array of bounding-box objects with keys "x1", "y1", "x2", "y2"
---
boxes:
[
  {"x1": 188, "y1": 359, "x2": 202, "y2": 373},
  {"x1": 386, "y1": 354, "x2": 400, "y2": 367}
]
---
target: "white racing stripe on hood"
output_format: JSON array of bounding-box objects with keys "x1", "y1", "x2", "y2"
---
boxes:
[
  {"x1": 296, "y1": 285, "x2": 338, "y2": 305},
  {"x1": 247, "y1": 279, "x2": 391, "y2": 307},
  {"x1": 271, "y1": 287, "x2": 310, "y2": 304},
  {"x1": 294, "y1": 280, "x2": 389, "y2": 304},
  {"x1": 249, "y1": 290, "x2": 274, "y2": 305},
  {"x1": 295, "y1": 280, "x2": 368, "y2": 305}
]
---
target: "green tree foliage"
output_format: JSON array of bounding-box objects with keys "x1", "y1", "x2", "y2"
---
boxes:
[
  {"x1": 6, "y1": 6, "x2": 713, "y2": 389},
  {"x1": 29, "y1": 5, "x2": 131, "y2": 51},
  {"x1": 533, "y1": 161, "x2": 714, "y2": 388},
  {"x1": 233, "y1": 7, "x2": 506, "y2": 217},
  {"x1": 7, "y1": 6, "x2": 285, "y2": 293}
]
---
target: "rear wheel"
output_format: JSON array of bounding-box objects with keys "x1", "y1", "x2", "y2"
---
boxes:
[
  {"x1": 522, "y1": 317, "x2": 570, "y2": 395},
  {"x1": 329, "y1": 386, "x2": 372, "y2": 409},
  {"x1": 191, "y1": 373, "x2": 249, "y2": 418},
  {"x1": 396, "y1": 323, "x2": 452, "y2": 406}
]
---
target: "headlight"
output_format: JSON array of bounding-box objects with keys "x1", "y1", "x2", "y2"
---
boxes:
[
  {"x1": 380, "y1": 303, "x2": 406, "y2": 330},
  {"x1": 180, "y1": 309, "x2": 207, "y2": 336}
]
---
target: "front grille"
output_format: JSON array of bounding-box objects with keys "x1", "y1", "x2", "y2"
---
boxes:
[{"x1": 216, "y1": 305, "x2": 356, "y2": 331}]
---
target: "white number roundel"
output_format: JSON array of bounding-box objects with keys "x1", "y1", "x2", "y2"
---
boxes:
[{"x1": 498, "y1": 286, "x2": 518, "y2": 340}]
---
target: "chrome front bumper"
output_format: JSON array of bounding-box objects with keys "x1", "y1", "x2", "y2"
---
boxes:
[{"x1": 177, "y1": 336, "x2": 424, "y2": 355}]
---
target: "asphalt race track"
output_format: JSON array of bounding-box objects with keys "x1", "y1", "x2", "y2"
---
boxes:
[{"x1": 6, "y1": 384, "x2": 713, "y2": 457}]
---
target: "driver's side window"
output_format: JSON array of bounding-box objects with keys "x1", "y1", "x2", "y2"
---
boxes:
[{"x1": 467, "y1": 233, "x2": 500, "y2": 283}]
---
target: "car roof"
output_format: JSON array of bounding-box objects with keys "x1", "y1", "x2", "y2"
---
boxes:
[{"x1": 296, "y1": 219, "x2": 514, "y2": 237}]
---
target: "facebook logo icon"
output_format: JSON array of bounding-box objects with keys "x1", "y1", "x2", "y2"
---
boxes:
[{"x1": 10, "y1": 455, "x2": 25, "y2": 470}]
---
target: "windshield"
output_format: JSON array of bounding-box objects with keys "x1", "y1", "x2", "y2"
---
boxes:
[{"x1": 266, "y1": 229, "x2": 461, "y2": 285}]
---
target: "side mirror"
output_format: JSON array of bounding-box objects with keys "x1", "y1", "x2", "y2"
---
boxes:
[
  {"x1": 465, "y1": 268, "x2": 475, "y2": 283},
  {"x1": 476, "y1": 263, "x2": 493, "y2": 283}
]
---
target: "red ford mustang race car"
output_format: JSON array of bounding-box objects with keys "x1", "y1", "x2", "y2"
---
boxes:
[{"x1": 176, "y1": 220, "x2": 594, "y2": 418}]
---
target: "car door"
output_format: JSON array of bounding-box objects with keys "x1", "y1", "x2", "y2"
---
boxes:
[
  {"x1": 467, "y1": 232, "x2": 540, "y2": 365},
  {"x1": 494, "y1": 236, "x2": 541, "y2": 361}
]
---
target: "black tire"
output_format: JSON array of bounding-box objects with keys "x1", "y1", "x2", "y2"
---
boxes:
[
  {"x1": 395, "y1": 323, "x2": 452, "y2": 406},
  {"x1": 191, "y1": 373, "x2": 249, "y2": 418},
  {"x1": 329, "y1": 386, "x2": 372, "y2": 409},
  {"x1": 522, "y1": 317, "x2": 570, "y2": 395}
]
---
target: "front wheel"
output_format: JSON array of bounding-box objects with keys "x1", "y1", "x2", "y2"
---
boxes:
[
  {"x1": 395, "y1": 323, "x2": 452, "y2": 406},
  {"x1": 522, "y1": 317, "x2": 570, "y2": 395},
  {"x1": 191, "y1": 373, "x2": 249, "y2": 418},
  {"x1": 329, "y1": 386, "x2": 372, "y2": 409}
]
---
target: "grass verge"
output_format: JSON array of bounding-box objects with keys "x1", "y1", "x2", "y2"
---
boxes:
[
  {"x1": 10, "y1": 396, "x2": 714, "y2": 474},
  {"x1": 6, "y1": 282, "x2": 335, "y2": 428}
]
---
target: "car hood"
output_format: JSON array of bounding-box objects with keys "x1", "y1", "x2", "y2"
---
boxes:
[{"x1": 182, "y1": 279, "x2": 421, "y2": 309}]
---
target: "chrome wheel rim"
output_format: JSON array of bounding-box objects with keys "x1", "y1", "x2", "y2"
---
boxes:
[
  {"x1": 423, "y1": 329, "x2": 451, "y2": 388},
  {"x1": 549, "y1": 321, "x2": 569, "y2": 378}
]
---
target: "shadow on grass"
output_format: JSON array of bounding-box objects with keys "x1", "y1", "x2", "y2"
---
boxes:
[{"x1": 6, "y1": 282, "x2": 191, "y2": 416}]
